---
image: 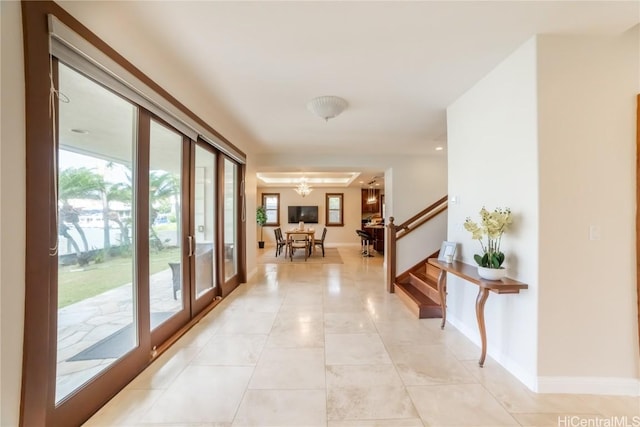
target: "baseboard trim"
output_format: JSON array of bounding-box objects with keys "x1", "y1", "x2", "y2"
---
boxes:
[
  {"x1": 447, "y1": 314, "x2": 537, "y2": 391},
  {"x1": 537, "y1": 376, "x2": 640, "y2": 396},
  {"x1": 447, "y1": 315, "x2": 640, "y2": 397},
  {"x1": 246, "y1": 267, "x2": 258, "y2": 283}
]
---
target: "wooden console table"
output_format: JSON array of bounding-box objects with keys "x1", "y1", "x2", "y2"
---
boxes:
[{"x1": 427, "y1": 258, "x2": 528, "y2": 367}]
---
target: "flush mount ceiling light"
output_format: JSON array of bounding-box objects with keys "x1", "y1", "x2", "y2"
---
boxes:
[
  {"x1": 294, "y1": 178, "x2": 312, "y2": 197},
  {"x1": 306, "y1": 96, "x2": 348, "y2": 122}
]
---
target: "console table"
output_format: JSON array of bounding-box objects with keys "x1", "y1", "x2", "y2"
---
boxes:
[{"x1": 427, "y1": 258, "x2": 528, "y2": 367}]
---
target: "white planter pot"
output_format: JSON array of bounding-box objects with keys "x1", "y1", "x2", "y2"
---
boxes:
[{"x1": 477, "y1": 266, "x2": 506, "y2": 281}]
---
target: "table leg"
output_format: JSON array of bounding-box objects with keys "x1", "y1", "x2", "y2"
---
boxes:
[
  {"x1": 437, "y1": 269, "x2": 447, "y2": 329},
  {"x1": 475, "y1": 288, "x2": 490, "y2": 367}
]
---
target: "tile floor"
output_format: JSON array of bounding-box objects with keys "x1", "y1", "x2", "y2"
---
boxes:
[{"x1": 84, "y1": 247, "x2": 639, "y2": 426}]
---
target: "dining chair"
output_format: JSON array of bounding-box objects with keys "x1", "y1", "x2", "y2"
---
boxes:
[
  {"x1": 313, "y1": 227, "x2": 327, "y2": 257},
  {"x1": 288, "y1": 233, "x2": 310, "y2": 261},
  {"x1": 274, "y1": 228, "x2": 286, "y2": 257}
]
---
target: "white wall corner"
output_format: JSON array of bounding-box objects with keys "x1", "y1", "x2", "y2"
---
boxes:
[
  {"x1": 537, "y1": 376, "x2": 640, "y2": 397},
  {"x1": 245, "y1": 267, "x2": 258, "y2": 284}
]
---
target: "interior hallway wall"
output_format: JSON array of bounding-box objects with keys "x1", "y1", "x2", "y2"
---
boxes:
[
  {"x1": 1, "y1": 2, "x2": 26, "y2": 425},
  {"x1": 536, "y1": 30, "x2": 640, "y2": 392},
  {"x1": 447, "y1": 30, "x2": 640, "y2": 394},
  {"x1": 447, "y1": 37, "x2": 540, "y2": 389}
]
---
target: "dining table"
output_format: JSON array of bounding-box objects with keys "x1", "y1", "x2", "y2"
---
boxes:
[{"x1": 284, "y1": 228, "x2": 317, "y2": 257}]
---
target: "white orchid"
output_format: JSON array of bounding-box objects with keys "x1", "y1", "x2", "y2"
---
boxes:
[{"x1": 464, "y1": 207, "x2": 512, "y2": 268}]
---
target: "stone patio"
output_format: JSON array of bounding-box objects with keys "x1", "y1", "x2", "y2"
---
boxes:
[{"x1": 56, "y1": 267, "x2": 181, "y2": 402}]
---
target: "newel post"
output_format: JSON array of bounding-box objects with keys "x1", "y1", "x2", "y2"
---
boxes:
[{"x1": 386, "y1": 217, "x2": 396, "y2": 293}]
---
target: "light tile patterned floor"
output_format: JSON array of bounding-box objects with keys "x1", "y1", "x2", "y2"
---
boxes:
[{"x1": 84, "y1": 247, "x2": 640, "y2": 426}]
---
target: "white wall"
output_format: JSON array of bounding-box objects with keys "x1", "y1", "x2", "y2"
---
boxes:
[
  {"x1": 536, "y1": 31, "x2": 639, "y2": 391},
  {"x1": 257, "y1": 186, "x2": 362, "y2": 248},
  {"x1": 447, "y1": 38, "x2": 540, "y2": 388},
  {"x1": 245, "y1": 159, "x2": 258, "y2": 281},
  {"x1": 448, "y1": 31, "x2": 640, "y2": 395},
  {"x1": 386, "y1": 157, "x2": 449, "y2": 272},
  {"x1": 1, "y1": 2, "x2": 26, "y2": 425}
]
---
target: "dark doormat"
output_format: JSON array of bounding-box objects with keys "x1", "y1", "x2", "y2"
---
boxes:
[{"x1": 67, "y1": 312, "x2": 174, "y2": 361}]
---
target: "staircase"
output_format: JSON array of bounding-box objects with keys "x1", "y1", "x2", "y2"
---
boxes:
[
  {"x1": 386, "y1": 195, "x2": 448, "y2": 318},
  {"x1": 394, "y1": 252, "x2": 444, "y2": 318}
]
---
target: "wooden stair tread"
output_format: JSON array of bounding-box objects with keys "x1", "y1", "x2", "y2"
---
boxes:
[
  {"x1": 426, "y1": 262, "x2": 441, "y2": 281},
  {"x1": 395, "y1": 281, "x2": 442, "y2": 319},
  {"x1": 408, "y1": 271, "x2": 440, "y2": 303}
]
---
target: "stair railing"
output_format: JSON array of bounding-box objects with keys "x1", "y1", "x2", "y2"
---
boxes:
[{"x1": 386, "y1": 195, "x2": 448, "y2": 292}]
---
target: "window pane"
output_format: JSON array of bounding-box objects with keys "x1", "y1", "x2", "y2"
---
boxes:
[
  {"x1": 224, "y1": 159, "x2": 238, "y2": 280},
  {"x1": 149, "y1": 120, "x2": 183, "y2": 327},
  {"x1": 262, "y1": 193, "x2": 279, "y2": 226},
  {"x1": 56, "y1": 63, "x2": 137, "y2": 402},
  {"x1": 195, "y1": 146, "x2": 216, "y2": 297},
  {"x1": 266, "y1": 210, "x2": 277, "y2": 223},
  {"x1": 326, "y1": 194, "x2": 343, "y2": 226},
  {"x1": 264, "y1": 195, "x2": 278, "y2": 209}
]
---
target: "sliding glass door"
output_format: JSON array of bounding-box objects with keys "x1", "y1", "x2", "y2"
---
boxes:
[
  {"x1": 149, "y1": 119, "x2": 191, "y2": 345},
  {"x1": 51, "y1": 63, "x2": 218, "y2": 421},
  {"x1": 56, "y1": 63, "x2": 139, "y2": 404},
  {"x1": 20, "y1": 4, "x2": 246, "y2": 425},
  {"x1": 192, "y1": 143, "x2": 219, "y2": 313}
]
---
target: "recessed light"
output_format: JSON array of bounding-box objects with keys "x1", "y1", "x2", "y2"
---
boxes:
[
  {"x1": 71, "y1": 129, "x2": 90, "y2": 135},
  {"x1": 435, "y1": 146, "x2": 444, "y2": 151}
]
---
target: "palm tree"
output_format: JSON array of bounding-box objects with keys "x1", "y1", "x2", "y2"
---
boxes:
[
  {"x1": 59, "y1": 166, "x2": 179, "y2": 257},
  {"x1": 149, "y1": 171, "x2": 179, "y2": 250},
  {"x1": 58, "y1": 167, "x2": 102, "y2": 257},
  {"x1": 59, "y1": 166, "x2": 134, "y2": 257}
]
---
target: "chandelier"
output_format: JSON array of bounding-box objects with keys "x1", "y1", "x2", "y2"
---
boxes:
[
  {"x1": 306, "y1": 96, "x2": 348, "y2": 122},
  {"x1": 294, "y1": 178, "x2": 312, "y2": 197}
]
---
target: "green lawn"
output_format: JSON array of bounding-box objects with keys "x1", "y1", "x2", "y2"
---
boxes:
[{"x1": 58, "y1": 247, "x2": 180, "y2": 308}]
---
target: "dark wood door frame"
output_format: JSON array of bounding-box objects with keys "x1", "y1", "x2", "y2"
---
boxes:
[{"x1": 20, "y1": 2, "x2": 247, "y2": 425}]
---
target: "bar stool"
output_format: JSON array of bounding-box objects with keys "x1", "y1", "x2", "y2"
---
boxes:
[{"x1": 356, "y1": 230, "x2": 374, "y2": 257}]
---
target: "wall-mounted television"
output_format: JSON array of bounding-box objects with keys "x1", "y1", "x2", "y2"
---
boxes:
[{"x1": 288, "y1": 206, "x2": 319, "y2": 224}]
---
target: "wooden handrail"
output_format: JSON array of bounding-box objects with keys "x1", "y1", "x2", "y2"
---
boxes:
[
  {"x1": 397, "y1": 204, "x2": 448, "y2": 240},
  {"x1": 394, "y1": 195, "x2": 448, "y2": 233},
  {"x1": 386, "y1": 195, "x2": 448, "y2": 293}
]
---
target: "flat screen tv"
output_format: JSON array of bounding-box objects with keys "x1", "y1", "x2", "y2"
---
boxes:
[{"x1": 288, "y1": 206, "x2": 319, "y2": 224}]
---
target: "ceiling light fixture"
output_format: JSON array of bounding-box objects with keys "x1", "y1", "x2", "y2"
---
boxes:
[
  {"x1": 294, "y1": 178, "x2": 312, "y2": 197},
  {"x1": 366, "y1": 179, "x2": 378, "y2": 205},
  {"x1": 307, "y1": 96, "x2": 348, "y2": 122}
]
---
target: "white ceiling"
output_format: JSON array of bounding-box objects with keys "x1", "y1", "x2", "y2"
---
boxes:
[{"x1": 59, "y1": 1, "x2": 639, "y2": 187}]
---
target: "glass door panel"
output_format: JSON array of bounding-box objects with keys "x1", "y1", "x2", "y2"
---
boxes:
[
  {"x1": 149, "y1": 120, "x2": 184, "y2": 329},
  {"x1": 223, "y1": 158, "x2": 238, "y2": 281},
  {"x1": 56, "y1": 63, "x2": 137, "y2": 403},
  {"x1": 194, "y1": 145, "x2": 216, "y2": 300}
]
